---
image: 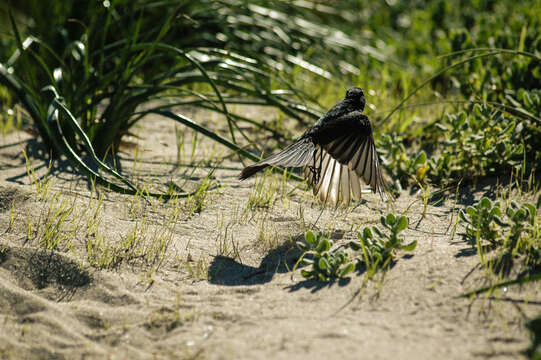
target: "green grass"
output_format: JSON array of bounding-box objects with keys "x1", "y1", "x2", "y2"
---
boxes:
[
  {"x1": 18, "y1": 156, "x2": 195, "y2": 279},
  {"x1": 245, "y1": 168, "x2": 281, "y2": 211}
]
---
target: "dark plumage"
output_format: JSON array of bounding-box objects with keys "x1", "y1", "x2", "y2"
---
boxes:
[{"x1": 240, "y1": 87, "x2": 388, "y2": 206}]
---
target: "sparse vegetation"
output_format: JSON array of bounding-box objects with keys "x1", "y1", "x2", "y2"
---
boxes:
[
  {"x1": 296, "y1": 213, "x2": 416, "y2": 282},
  {"x1": 297, "y1": 231, "x2": 355, "y2": 282},
  {"x1": 459, "y1": 195, "x2": 541, "y2": 274},
  {"x1": 245, "y1": 168, "x2": 281, "y2": 211}
]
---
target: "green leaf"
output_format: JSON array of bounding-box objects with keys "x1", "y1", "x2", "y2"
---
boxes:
[
  {"x1": 315, "y1": 238, "x2": 331, "y2": 253},
  {"x1": 479, "y1": 197, "x2": 491, "y2": 209},
  {"x1": 523, "y1": 203, "x2": 536, "y2": 222},
  {"x1": 318, "y1": 257, "x2": 329, "y2": 270},
  {"x1": 394, "y1": 216, "x2": 408, "y2": 232},
  {"x1": 490, "y1": 206, "x2": 502, "y2": 217},
  {"x1": 466, "y1": 206, "x2": 478, "y2": 218},
  {"x1": 339, "y1": 263, "x2": 355, "y2": 278},
  {"x1": 301, "y1": 270, "x2": 313, "y2": 278},
  {"x1": 458, "y1": 112, "x2": 467, "y2": 125},
  {"x1": 349, "y1": 240, "x2": 361, "y2": 251},
  {"x1": 386, "y1": 213, "x2": 396, "y2": 226},
  {"x1": 473, "y1": 104, "x2": 483, "y2": 117},
  {"x1": 512, "y1": 209, "x2": 527, "y2": 222},
  {"x1": 305, "y1": 231, "x2": 315, "y2": 246},
  {"x1": 400, "y1": 240, "x2": 417, "y2": 251},
  {"x1": 363, "y1": 227, "x2": 373, "y2": 240},
  {"x1": 372, "y1": 226, "x2": 383, "y2": 237},
  {"x1": 414, "y1": 151, "x2": 427, "y2": 167}
]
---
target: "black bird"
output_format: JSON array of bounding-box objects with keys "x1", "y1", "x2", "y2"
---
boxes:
[{"x1": 240, "y1": 87, "x2": 387, "y2": 206}]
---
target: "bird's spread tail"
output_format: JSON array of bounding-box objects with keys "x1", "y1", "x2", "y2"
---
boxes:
[
  {"x1": 239, "y1": 164, "x2": 269, "y2": 180},
  {"x1": 239, "y1": 138, "x2": 315, "y2": 180}
]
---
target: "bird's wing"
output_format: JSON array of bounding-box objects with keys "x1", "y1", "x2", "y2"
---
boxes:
[
  {"x1": 239, "y1": 137, "x2": 315, "y2": 180},
  {"x1": 303, "y1": 111, "x2": 388, "y2": 206}
]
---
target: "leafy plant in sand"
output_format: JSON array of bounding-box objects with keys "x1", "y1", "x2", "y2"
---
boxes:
[
  {"x1": 296, "y1": 214, "x2": 416, "y2": 282},
  {"x1": 296, "y1": 231, "x2": 355, "y2": 282},
  {"x1": 459, "y1": 195, "x2": 541, "y2": 272}
]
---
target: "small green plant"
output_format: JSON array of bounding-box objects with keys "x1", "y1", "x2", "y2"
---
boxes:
[
  {"x1": 255, "y1": 211, "x2": 280, "y2": 251},
  {"x1": 296, "y1": 214, "x2": 416, "y2": 283},
  {"x1": 459, "y1": 195, "x2": 541, "y2": 271},
  {"x1": 214, "y1": 216, "x2": 242, "y2": 261},
  {"x1": 184, "y1": 256, "x2": 209, "y2": 281},
  {"x1": 37, "y1": 194, "x2": 74, "y2": 250},
  {"x1": 350, "y1": 214, "x2": 417, "y2": 279},
  {"x1": 185, "y1": 174, "x2": 217, "y2": 218},
  {"x1": 296, "y1": 231, "x2": 355, "y2": 282},
  {"x1": 85, "y1": 215, "x2": 176, "y2": 271},
  {"x1": 24, "y1": 189, "x2": 76, "y2": 252},
  {"x1": 459, "y1": 197, "x2": 503, "y2": 246},
  {"x1": 23, "y1": 149, "x2": 53, "y2": 201},
  {"x1": 377, "y1": 134, "x2": 428, "y2": 191},
  {"x1": 428, "y1": 106, "x2": 527, "y2": 185},
  {"x1": 245, "y1": 168, "x2": 280, "y2": 211}
]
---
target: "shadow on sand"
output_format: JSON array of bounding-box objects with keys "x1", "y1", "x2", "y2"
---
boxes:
[
  {"x1": 208, "y1": 231, "x2": 411, "y2": 293},
  {"x1": 208, "y1": 240, "x2": 302, "y2": 286}
]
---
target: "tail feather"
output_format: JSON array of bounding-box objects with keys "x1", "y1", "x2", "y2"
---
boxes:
[
  {"x1": 239, "y1": 138, "x2": 315, "y2": 180},
  {"x1": 239, "y1": 164, "x2": 269, "y2": 180}
]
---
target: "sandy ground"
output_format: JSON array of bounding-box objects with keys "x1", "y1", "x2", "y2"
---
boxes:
[{"x1": 0, "y1": 111, "x2": 540, "y2": 360}]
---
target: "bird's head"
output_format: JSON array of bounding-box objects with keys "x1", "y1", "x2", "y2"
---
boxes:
[{"x1": 345, "y1": 87, "x2": 365, "y2": 111}]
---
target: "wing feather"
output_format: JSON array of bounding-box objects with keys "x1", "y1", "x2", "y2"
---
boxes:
[
  {"x1": 328, "y1": 159, "x2": 342, "y2": 206},
  {"x1": 313, "y1": 150, "x2": 332, "y2": 196},
  {"x1": 340, "y1": 164, "x2": 350, "y2": 205},
  {"x1": 349, "y1": 168, "x2": 362, "y2": 201},
  {"x1": 318, "y1": 153, "x2": 336, "y2": 204}
]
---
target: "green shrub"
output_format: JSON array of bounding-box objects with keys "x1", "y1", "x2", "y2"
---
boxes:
[
  {"x1": 296, "y1": 214, "x2": 416, "y2": 282},
  {"x1": 459, "y1": 196, "x2": 541, "y2": 271}
]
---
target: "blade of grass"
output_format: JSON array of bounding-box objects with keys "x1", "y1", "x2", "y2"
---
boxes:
[
  {"x1": 45, "y1": 88, "x2": 199, "y2": 199},
  {"x1": 382, "y1": 51, "x2": 502, "y2": 128},
  {"x1": 460, "y1": 273, "x2": 541, "y2": 298}
]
